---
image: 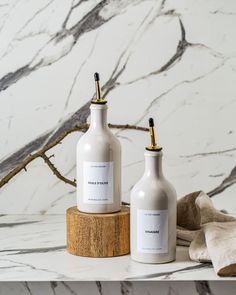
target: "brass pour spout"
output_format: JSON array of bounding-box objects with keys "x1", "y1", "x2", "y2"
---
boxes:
[
  {"x1": 146, "y1": 118, "x2": 162, "y2": 151},
  {"x1": 92, "y1": 72, "x2": 107, "y2": 104}
]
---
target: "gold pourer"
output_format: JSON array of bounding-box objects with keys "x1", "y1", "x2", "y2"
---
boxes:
[
  {"x1": 91, "y1": 72, "x2": 107, "y2": 104},
  {"x1": 146, "y1": 118, "x2": 162, "y2": 151}
]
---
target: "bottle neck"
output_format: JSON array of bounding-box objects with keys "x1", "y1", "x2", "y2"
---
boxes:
[
  {"x1": 144, "y1": 150, "x2": 163, "y2": 178},
  {"x1": 89, "y1": 104, "x2": 108, "y2": 131}
]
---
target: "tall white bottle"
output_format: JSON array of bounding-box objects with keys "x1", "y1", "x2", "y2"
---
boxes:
[
  {"x1": 130, "y1": 118, "x2": 176, "y2": 263},
  {"x1": 76, "y1": 73, "x2": 121, "y2": 213}
]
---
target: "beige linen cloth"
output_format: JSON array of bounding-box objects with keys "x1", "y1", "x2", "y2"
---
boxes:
[{"x1": 177, "y1": 191, "x2": 236, "y2": 276}]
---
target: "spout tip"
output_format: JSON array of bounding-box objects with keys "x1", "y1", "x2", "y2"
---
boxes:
[
  {"x1": 149, "y1": 117, "x2": 154, "y2": 127},
  {"x1": 94, "y1": 72, "x2": 100, "y2": 81}
]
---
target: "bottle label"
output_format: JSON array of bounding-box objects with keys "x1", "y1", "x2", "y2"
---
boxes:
[
  {"x1": 83, "y1": 161, "x2": 113, "y2": 204},
  {"x1": 137, "y1": 209, "x2": 168, "y2": 253}
]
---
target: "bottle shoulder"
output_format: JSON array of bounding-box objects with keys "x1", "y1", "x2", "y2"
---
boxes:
[
  {"x1": 77, "y1": 128, "x2": 120, "y2": 145},
  {"x1": 131, "y1": 176, "x2": 177, "y2": 201},
  {"x1": 76, "y1": 129, "x2": 121, "y2": 159}
]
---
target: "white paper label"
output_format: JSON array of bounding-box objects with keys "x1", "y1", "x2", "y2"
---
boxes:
[
  {"x1": 83, "y1": 161, "x2": 113, "y2": 204},
  {"x1": 137, "y1": 209, "x2": 168, "y2": 253}
]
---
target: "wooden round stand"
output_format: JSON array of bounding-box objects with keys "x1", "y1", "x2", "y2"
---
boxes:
[{"x1": 66, "y1": 206, "x2": 130, "y2": 257}]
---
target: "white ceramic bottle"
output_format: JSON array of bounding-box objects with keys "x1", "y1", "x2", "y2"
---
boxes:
[
  {"x1": 76, "y1": 73, "x2": 121, "y2": 213},
  {"x1": 130, "y1": 118, "x2": 176, "y2": 263}
]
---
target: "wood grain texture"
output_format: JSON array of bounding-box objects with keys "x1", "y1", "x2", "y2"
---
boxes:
[{"x1": 66, "y1": 206, "x2": 130, "y2": 257}]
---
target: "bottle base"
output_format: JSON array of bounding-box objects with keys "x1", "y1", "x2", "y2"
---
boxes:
[
  {"x1": 131, "y1": 253, "x2": 176, "y2": 264},
  {"x1": 77, "y1": 205, "x2": 121, "y2": 214}
]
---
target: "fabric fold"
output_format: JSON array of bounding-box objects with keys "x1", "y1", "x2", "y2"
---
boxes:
[{"x1": 177, "y1": 191, "x2": 236, "y2": 276}]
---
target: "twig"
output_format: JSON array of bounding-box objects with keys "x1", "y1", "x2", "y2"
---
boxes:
[
  {"x1": 0, "y1": 124, "x2": 88, "y2": 188},
  {"x1": 121, "y1": 201, "x2": 130, "y2": 206},
  {"x1": 108, "y1": 123, "x2": 148, "y2": 132},
  {"x1": 41, "y1": 153, "x2": 76, "y2": 187},
  {"x1": 0, "y1": 123, "x2": 148, "y2": 188}
]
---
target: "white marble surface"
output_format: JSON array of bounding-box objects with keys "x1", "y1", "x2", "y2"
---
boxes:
[
  {"x1": 1, "y1": 281, "x2": 236, "y2": 295},
  {"x1": 0, "y1": 0, "x2": 236, "y2": 214},
  {"x1": 0, "y1": 214, "x2": 235, "y2": 281}
]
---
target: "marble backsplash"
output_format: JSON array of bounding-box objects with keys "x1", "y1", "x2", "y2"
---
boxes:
[{"x1": 0, "y1": 0, "x2": 235, "y2": 214}]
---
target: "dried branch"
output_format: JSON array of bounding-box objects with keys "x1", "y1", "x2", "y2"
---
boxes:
[
  {"x1": 0, "y1": 123, "x2": 148, "y2": 189},
  {"x1": 0, "y1": 124, "x2": 87, "y2": 188},
  {"x1": 41, "y1": 153, "x2": 76, "y2": 187},
  {"x1": 108, "y1": 124, "x2": 148, "y2": 132}
]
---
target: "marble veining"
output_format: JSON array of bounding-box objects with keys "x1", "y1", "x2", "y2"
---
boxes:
[
  {"x1": 0, "y1": 1, "x2": 235, "y2": 216},
  {"x1": 0, "y1": 2, "x2": 235, "y2": 291},
  {"x1": 1, "y1": 214, "x2": 236, "y2": 282},
  {"x1": 1, "y1": 281, "x2": 236, "y2": 295}
]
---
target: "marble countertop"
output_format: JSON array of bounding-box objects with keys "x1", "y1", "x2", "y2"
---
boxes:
[{"x1": 0, "y1": 214, "x2": 235, "y2": 281}]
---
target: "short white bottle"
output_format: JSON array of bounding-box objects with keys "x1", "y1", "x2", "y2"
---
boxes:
[
  {"x1": 76, "y1": 73, "x2": 121, "y2": 213},
  {"x1": 130, "y1": 118, "x2": 176, "y2": 263}
]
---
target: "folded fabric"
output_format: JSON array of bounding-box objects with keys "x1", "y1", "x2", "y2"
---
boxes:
[{"x1": 177, "y1": 191, "x2": 236, "y2": 276}]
